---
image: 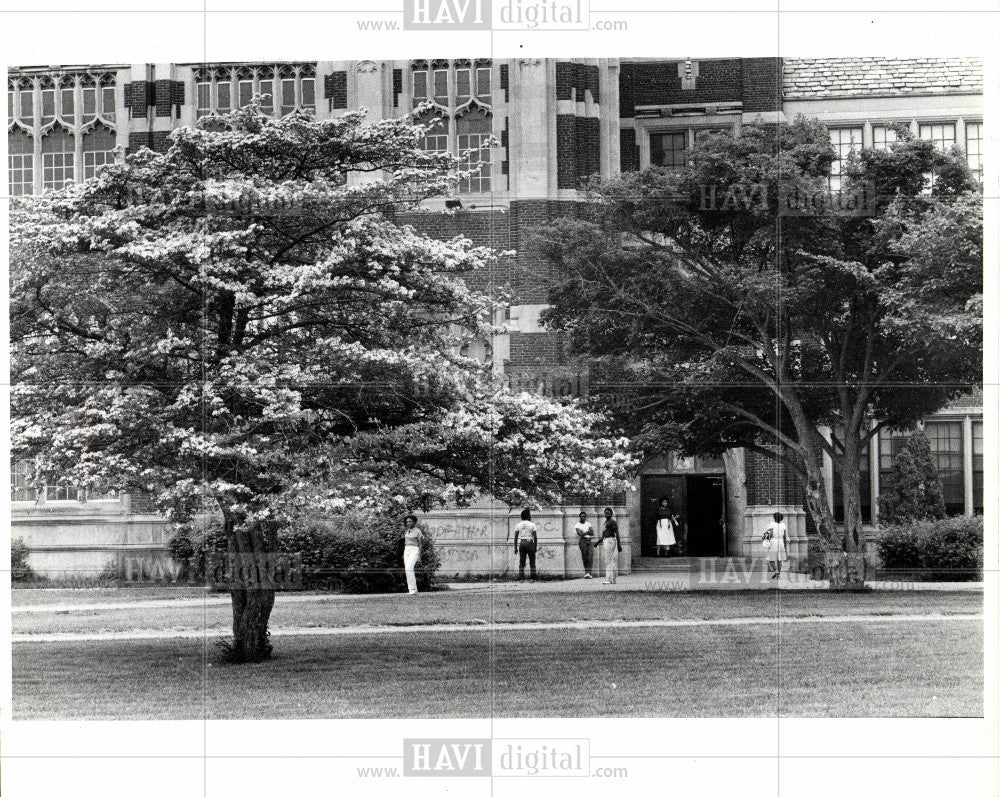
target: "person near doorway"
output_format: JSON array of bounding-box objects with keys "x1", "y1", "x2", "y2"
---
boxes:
[
  {"x1": 574, "y1": 510, "x2": 596, "y2": 578},
  {"x1": 763, "y1": 511, "x2": 789, "y2": 580},
  {"x1": 402, "y1": 513, "x2": 424, "y2": 594},
  {"x1": 599, "y1": 507, "x2": 621, "y2": 584},
  {"x1": 655, "y1": 498, "x2": 679, "y2": 556},
  {"x1": 513, "y1": 508, "x2": 539, "y2": 580}
]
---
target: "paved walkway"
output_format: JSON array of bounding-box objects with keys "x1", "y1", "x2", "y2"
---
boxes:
[{"x1": 12, "y1": 572, "x2": 981, "y2": 615}]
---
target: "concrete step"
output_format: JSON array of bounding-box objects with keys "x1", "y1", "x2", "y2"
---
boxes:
[{"x1": 632, "y1": 556, "x2": 753, "y2": 572}]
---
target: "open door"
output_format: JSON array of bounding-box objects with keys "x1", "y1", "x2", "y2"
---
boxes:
[
  {"x1": 640, "y1": 475, "x2": 685, "y2": 557},
  {"x1": 686, "y1": 475, "x2": 726, "y2": 557}
]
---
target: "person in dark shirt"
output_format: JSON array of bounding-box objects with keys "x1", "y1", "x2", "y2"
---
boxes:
[{"x1": 598, "y1": 507, "x2": 621, "y2": 584}]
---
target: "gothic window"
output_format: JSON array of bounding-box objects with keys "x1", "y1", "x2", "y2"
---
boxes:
[
  {"x1": 9, "y1": 128, "x2": 33, "y2": 196},
  {"x1": 41, "y1": 127, "x2": 75, "y2": 191},
  {"x1": 82, "y1": 125, "x2": 117, "y2": 181},
  {"x1": 410, "y1": 59, "x2": 495, "y2": 193},
  {"x1": 195, "y1": 63, "x2": 316, "y2": 120}
]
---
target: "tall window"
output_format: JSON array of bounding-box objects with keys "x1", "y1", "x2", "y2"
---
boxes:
[
  {"x1": 872, "y1": 124, "x2": 899, "y2": 151},
  {"x1": 411, "y1": 59, "x2": 495, "y2": 193},
  {"x1": 9, "y1": 129, "x2": 34, "y2": 196},
  {"x1": 649, "y1": 131, "x2": 687, "y2": 168},
  {"x1": 82, "y1": 126, "x2": 117, "y2": 181},
  {"x1": 972, "y1": 420, "x2": 983, "y2": 513},
  {"x1": 964, "y1": 122, "x2": 982, "y2": 179},
  {"x1": 41, "y1": 128, "x2": 75, "y2": 191},
  {"x1": 829, "y1": 127, "x2": 863, "y2": 191},
  {"x1": 458, "y1": 109, "x2": 492, "y2": 193},
  {"x1": 918, "y1": 122, "x2": 956, "y2": 153},
  {"x1": 923, "y1": 420, "x2": 964, "y2": 515}
]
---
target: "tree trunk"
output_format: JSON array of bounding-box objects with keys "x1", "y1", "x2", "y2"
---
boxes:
[
  {"x1": 833, "y1": 442, "x2": 868, "y2": 590},
  {"x1": 226, "y1": 516, "x2": 277, "y2": 662}
]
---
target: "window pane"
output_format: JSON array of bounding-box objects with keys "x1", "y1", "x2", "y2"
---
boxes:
[
  {"x1": 239, "y1": 80, "x2": 253, "y2": 108},
  {"x1": 9, "y1": 153, "x2": 34, "y2": 196},
  {"x1": 101, "y1": 86, "x2": 115, "y2": 121},
  {"x1": 83, "y1": 149, "x2": 116, "y2": 180},
  {"x1": 650, "y1": 131, "x2": 687, "y2": 168},
  {"x1": 83, "y1": 87, "x2": 97, "y2": 118},
  {"x1": 41, "y1": 89, "x2": 55, "y2": 124},
  {"x1": 60, "y1": 88, "x2": 75, "y2": 120},
  {"x1": 828, "y1": 127, "x2": 863, "y2": 190},
  {"x1": 476, "y1": 67, "x2": 491, "y2": 101},
  {"x1": 872, "y1": 125, "x2": 898, "y2": 151},
  {"x1": 197, "y1": 82, "x2": 211, "y2": 117},
  {"x1": 8, "y1": 90, "x2": 13, "y2": 122},
  {"x1": 918, "y1": 122, "x2": 956, "y2": 153},
  {"x1": 413, "y1": 70, "x2": 428, "y2": 102},
  {"x1": 433, "y1": 69, "x2": 448, "y2": 104},
  {"x1": 965, "y1": 122, "x2": 982, "y2": 178},
  {"x1": 281, "y1": 78, "x2": 295, "y2": 115},
  {"x1": 20, "y1": 90, "x2": 33, "y2": 123},
  {"x1": 216, "y1": 82, "x2": 231, "y2": 114},
  {"x1": 456, "y1": 68, "x2": 471, "y2": 103},
  {"x1": 300, "y1": 78, "x2": 315, "y2": 111},
  {"x1": 258, "y1": 80, "x2": 273, "y2": 114}
]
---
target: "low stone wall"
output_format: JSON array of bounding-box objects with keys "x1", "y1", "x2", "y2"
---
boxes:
[
  {"x1": 422, "y1": 504, "x2": 631, "y2": 578},
  {"x1": 11, "y1": 498, "x2": 177, "y2": 581},
  {"x1": 742, "y1": 505, "x2": 809, "y2": 572}
]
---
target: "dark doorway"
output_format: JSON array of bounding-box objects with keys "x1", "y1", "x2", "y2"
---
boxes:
[
  {"x1": 640, "y1": 475, "x2": 685, "y2": 557},
  {"x1": 686, "y1": 475, "x2": 726, "y2": 557}
]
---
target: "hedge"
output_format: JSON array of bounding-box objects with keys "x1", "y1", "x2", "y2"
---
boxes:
[
  {"x1": 877, "y1": 515, "x2": 983, "y2": 581},
  {"x1": 174, "y1": 512, "x2": 440, "y2": 594}
]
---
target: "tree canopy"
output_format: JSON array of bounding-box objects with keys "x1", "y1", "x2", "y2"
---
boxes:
[{"x1": 535, "y1": 118, "x2": 982, "y2": 577}]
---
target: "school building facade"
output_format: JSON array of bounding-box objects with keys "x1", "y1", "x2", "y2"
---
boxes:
[{"x1": 8, "y1": 57, "x2": 984, "y2": 579}]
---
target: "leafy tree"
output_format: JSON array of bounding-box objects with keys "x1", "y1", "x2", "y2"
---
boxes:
[
  {"x1": 878, "y1": 431, "x2": 946, "y2": 525},
  {"x1": 10, "y1": 105, "x2": 633, "y2": 661},
  {"x1": 534, "y1": 118, "x2": 982, "y2": 586}
]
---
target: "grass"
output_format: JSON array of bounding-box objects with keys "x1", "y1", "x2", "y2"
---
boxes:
[
  {"x1": 12, "y1": 588, "x2": 982, "y2": 637},
  {"x1": 13, "y1": 618, "x2": 982, "y2": 719}
]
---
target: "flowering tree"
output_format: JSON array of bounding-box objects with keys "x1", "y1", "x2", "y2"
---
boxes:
[{"x1": 10, "y1": 106, "x2": 632, "y2": 661}]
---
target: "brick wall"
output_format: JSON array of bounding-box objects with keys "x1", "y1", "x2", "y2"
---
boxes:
[
  {"x1": 620, "y1": 128, "x2": 639, "y2": 172},
  {"x1": 324, "y1": 72, "x2": 348, "y2": 109},
  {"x1": 555, "y1": 61, "x2": 599, "y2": 102},
  {"x1": 619, "y1": 59, "x2": 744, "y2": 116},
  {"x1": 742, "y1": 57, "x2": 782, "y2": 113},
  {"x1": 556, "y1": 115, "x2": 601, "y2": 189},
  {"x1": 745, "y1": 449, "x2": 803, "y2": 505}
]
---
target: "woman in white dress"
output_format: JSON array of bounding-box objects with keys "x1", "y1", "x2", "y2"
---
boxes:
[
  {"x1": 402, "y1": 514, "x2": 424, "y2": 594},
  {"x1": 655, "y1": 498, "x2": 678, "y2": 557},
  {"x1": 763, "y1": 511, "x2": 789, "y2": 580}
]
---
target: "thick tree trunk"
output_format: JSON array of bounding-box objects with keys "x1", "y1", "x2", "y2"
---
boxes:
[
  {"x1": 834, "y1": 443, "x2": 868, "y2": 590},
  {"x1": 225, "y1": 516, "x2": 277, "y2": 662}
]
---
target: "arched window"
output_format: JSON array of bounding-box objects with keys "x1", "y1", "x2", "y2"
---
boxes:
[
  {"x1": 410, "y1": 59, "x2": 495, "y2": 193},
  {"x1": 196, "y1": 64, "x2": 315, "y2": 121}
]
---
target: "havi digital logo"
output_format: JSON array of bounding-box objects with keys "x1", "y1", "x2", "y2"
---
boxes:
[
  {"x1": 403, "y1": 0, "x2": 491, "y2": 29},
  {"x1": 403, "y1": 738, "x2": 492, "y2": 776}
]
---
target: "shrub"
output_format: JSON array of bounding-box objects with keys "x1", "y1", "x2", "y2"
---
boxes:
[
  {"x1": 878, "y1": 431, "x2": 946, "y2": 525},
  {"x1": 877, "y1": 515, "x2": 983, "y2": 581},
  {"x1": 11, "y1": 538, "x2": 37, "y2": 582},
  {"x1": 184, "y1": 512, "x2": 439, "y2": 593}
]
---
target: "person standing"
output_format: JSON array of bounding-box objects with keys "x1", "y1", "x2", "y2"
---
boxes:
[
  {"x1": 655, "y1": 498, "x2": 678, "y2": 557},
  {"x1": 402, "y1": 513, "x2": 424, "y2": 594},
  {"x1": 574, "y1": 510, "x2": 596, "y2": 578},
  {"x1": 513, "y1": 508, "x2": 539, "y2": 580},
  {"x1": 599, "y1": 507, "x2": 621, "y2": 584},
  {"x1": 763, "y1": 511, "x2": 789, "y2": 580}
]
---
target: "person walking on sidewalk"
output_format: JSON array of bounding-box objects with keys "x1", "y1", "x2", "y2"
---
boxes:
[
  {"x1": 599, "y1": 507, "x2": 621, "y2": 584},
  {"x1": 513, "y1": 508, "x2": 539, "y2": 580},
  {"x1": 574, "y1": 510, "x2": 596, "y2": 578},
  {"x1": 402, "y1": 514, "x2": 424, "y2": 594},
  {"x1": 763, "y1": 511, "x2": 789, "y2": 580}
]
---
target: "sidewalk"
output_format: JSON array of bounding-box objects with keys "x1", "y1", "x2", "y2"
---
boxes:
[{"x1": 443, "y1": 572, "x2": 984, "y2": 594}]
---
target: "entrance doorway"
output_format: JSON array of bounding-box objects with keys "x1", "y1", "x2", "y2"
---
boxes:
[{"x1": 640, "y1": 474, "x2": 726, "y2": 557}]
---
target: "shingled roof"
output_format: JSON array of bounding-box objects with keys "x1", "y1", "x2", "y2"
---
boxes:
[{"x1": 783, "y1": 57, "x2": 983, "y2": 99}]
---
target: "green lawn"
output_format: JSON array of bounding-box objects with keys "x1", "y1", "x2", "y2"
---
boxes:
[
  {"x1": 12, "y1": 588, "x2": 983, "y2": 637},
  {"x1": 13, "y1": 618, "x2": 981, "y2": 719}
]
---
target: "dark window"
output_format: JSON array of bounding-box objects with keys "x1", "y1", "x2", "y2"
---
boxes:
[{"x1": 649, "y1": 131, "x2": 687, "y2": 168}]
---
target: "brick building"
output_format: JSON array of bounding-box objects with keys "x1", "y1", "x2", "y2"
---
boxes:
[{"x1": 9, "y1": 57, "x2": 984, "y2": 578}]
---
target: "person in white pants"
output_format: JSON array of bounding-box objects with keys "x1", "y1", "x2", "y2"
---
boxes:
[
  {"x1": 598, "y1": 507, "x2": 621, "y2": 584},
  {"x1": 402, "y1": 514, "x2": 423, "y2": 594}
]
